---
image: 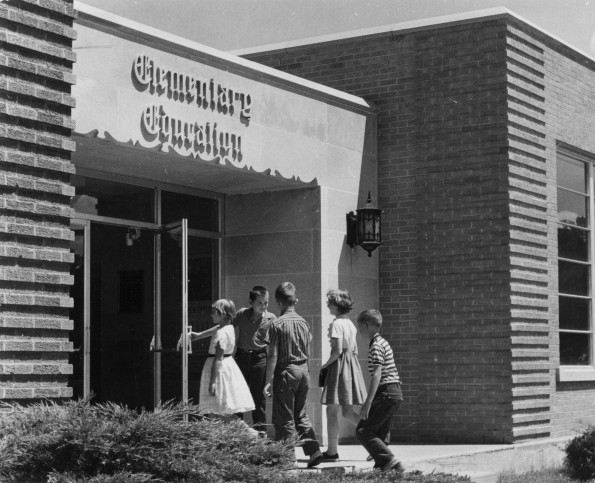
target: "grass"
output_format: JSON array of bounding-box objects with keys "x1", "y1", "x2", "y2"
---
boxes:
[
  {"x1": 297, "y1": 470, "x2": 472, "y2": 482},
  {"x1": 498, "y1": 467, "x2": 595, "y2": 483}
]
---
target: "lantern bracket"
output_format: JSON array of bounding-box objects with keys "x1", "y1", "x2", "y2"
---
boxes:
[{"x1": 346, "y1": 211, "x2": 358, "y2": 248}]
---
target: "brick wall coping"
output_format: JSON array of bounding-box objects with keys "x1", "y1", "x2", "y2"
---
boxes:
[
  {"x1": 232, "y1": 7, "x2": 595, "y2": 72},
  {"x1": 72, "y1": 1, "x2": 374, "y2": 114}
]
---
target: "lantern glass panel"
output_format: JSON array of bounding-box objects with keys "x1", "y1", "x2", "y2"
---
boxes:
[{"x1": 363, "y1": 213, "x2": 376, "y2": 241}]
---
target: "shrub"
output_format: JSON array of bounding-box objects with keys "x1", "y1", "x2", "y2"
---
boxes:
[
  {"x1": 0, "y1": 399, "x2": 294, "y2": 482},
  {"x1": 47, "y1": 471, "x2": 159, "y2": 483},
  {"x1": 564, "y1": 426, "x2": 595, "y2": 481},
  {"x1": 0, "y1": 399, "x2": 474, "y2": 483}
]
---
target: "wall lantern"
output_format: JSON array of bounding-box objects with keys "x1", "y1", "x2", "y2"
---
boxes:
[{"x1": 346, "y1": 191, "x2": 382, "y2": 257}]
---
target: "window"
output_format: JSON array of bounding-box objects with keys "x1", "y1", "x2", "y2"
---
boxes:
[
  {"x1": 70, "y1": 176, "x2": 155, "y2": 222},
  {"x1": 161, "y1": 190, "x2": 218, "y2": 231},
  {"x1": 557, "y1": 147, "x2": 594, "y2": 369}
]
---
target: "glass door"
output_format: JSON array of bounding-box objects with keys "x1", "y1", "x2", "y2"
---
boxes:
[
  {"x1": 69, "y1": 176, "x2": 221, "y2": 411},
  {"x1": 69, "y1": 220, "x2": 156, "y2": 409},
  {"x1": 155, "y1": 219, "x2": 189, "y2": 407},
  {"x1": 69, "y1": 220, "x2": 90, "y2": 400},
  {"x1": 155, "y1": 220, "x2": 219, "y2": 408},
  {"x1": 93, "y1": 223, "x2": 156, "y2": 408}
]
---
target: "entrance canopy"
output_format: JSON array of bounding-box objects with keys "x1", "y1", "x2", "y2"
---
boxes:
[
  {"x1": 73, "y1": 132, "x2": 316, "y2": 195},
  {"x1": 72, "y1": 3, "x2": 374, "y2": 196}
]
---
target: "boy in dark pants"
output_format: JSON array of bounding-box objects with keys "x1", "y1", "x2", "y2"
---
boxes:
[
  {"x1": 356, "y1": 309, "x2": 405, "y2": 473},
  {"x1": 263, "y1": 282, "x2": 323, "y2": 468},
  {"x1": 234, "y1": 286, "x2": 276, "y2": 432}
]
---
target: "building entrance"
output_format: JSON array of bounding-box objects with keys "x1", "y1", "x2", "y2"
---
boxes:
[{"x1": 69, "y1": 176, "x2": 221, "y2": 410}]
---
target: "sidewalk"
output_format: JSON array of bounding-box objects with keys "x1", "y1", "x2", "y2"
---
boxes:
[{"x1": 294, "y1": 437, "x2": 570, "y2": 483}]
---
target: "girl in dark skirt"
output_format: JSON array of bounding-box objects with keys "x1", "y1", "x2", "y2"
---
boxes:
[{"x1": 320, "y1": 289, "x2": 367, "y2": 461}]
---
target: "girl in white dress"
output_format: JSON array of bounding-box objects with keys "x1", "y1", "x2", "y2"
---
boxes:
[{"x1": 189, "y1": 299, "x2": 256, "y2": 418}]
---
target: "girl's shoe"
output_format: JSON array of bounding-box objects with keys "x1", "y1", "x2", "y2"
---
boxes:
[{"x1": 321, "y1": 451, "x2": 339, "y2": 461}]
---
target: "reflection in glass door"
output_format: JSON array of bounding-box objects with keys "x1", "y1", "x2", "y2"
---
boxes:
[
  {"x1": 90, "y1": 224, "x2": 155, "y2": 409},
  {"x1": 158, "y1": 225, "x2": 218, "y2": 405}
]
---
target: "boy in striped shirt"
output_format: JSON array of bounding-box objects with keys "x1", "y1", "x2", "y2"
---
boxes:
[{"x1": 356, "y1": 309, "x2": 405, "y2": 473}]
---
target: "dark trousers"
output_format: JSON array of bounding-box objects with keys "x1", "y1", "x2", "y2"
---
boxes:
[
  {"x1": 272, "y1": 363, "x2": 320, "y2": 456},
  {"x1": 235, "y1": 350, "x2": 267, "y2": 431},
  {"x1": 356, "y1": 383, "x2": 402, "y2": 468}
]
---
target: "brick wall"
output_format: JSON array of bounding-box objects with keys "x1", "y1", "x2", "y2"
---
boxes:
[
  {"x1": 540, "y1": 29, "x2": 595, "y2": 438},
  {"x1": 247, "y1": 14, "x2": 595, "y2": 443},
  {"x1": 504, "y1": 22, "x2": 553, "y2": 441},
  {"x1": 0, "y1": 0, "x2": 76, "y2": 402},
  {"x1": 246, "y1": 19, "x2": 518, "y2": 443}
]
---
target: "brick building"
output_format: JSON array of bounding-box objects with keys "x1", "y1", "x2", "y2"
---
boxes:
[
  {"x1": 2, "y1": 0, "x2": 378, "y2": 443},
  {"x1": 240, "y1": 9, "x2": 595, "y2": 443},
  {"x1": 2, "y1": 1, "x2": 595, "y2": 445}
]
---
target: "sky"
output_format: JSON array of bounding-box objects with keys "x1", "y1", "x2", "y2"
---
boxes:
[{"x1": 77, "y1": 0, "x2": 595, "y2": 57}]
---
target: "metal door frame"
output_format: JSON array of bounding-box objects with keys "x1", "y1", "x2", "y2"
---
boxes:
[
  {"x1": 72, "y1": 212, "x2": 222, "y2": 409},
  {"x1": 154, "y1": 219, "x2": 190, "y2": 408},
  {"x1": 71, "y1": 219, "x2": 91, "y2": 399}
]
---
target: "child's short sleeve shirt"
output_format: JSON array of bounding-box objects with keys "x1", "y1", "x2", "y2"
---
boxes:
[
  {"x1": 209, "y1": 325, "x2": 235, "y2": 355},
  {"x1": 368, "y1": 334, "x2": 400, "y2": 385},
  {"x1": 329, "y1": 317, "x2": 358, "y2": 353}
]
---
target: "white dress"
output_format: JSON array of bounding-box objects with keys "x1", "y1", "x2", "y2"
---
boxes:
[{"x1": 198, "y1": 324, "x2": 255, "y2": 415}]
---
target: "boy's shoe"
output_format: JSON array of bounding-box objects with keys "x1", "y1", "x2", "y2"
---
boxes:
[
  {"x1": 382, "y1": 458, "x2": 405, "y2": 473},
  {"x1": 321, "y1": 451, "x2": 339, "y2": 461},
  {"x1": 307, "y1": 450, "x2": 323, "y2": 468},
  {"x1": 366, "y1": 454, "x2": 374, "y2": 461}
]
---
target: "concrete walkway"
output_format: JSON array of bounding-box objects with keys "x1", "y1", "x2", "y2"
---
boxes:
[{"x1": 294, "y1": 437, "x2": 570, "y2": 482}]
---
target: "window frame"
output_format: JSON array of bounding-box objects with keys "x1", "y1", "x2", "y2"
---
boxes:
[{"x1": 557, "y1": 145, "x2": 595, "y2": 381}]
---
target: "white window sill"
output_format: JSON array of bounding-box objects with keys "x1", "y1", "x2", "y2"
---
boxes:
[{"x1": 557, "y1": 366, "x2": 595, "y2": 382}]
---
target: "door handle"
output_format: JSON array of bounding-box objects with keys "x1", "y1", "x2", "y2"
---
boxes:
[
  {"x1": 186, "y1": 326, "x2": 193, "y2": 355},
  {"x1": 149, "y1": 336, "x2": 178, "y2": 353},
  {"x1": 149, "y1": 334, "x2": 192, "y2": 354}
]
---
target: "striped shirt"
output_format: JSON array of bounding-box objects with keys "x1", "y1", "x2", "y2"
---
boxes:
[
  {"x1": 368, "y1": 334, "x2": 400, "y2": 385},
  {"x1": 265, "y1": 307, "x2": 312, "y2": 365}
]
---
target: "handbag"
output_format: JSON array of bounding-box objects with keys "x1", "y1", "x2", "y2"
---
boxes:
[{"x1": 318, "y1": 367, "x2": 328, "y2": 387}]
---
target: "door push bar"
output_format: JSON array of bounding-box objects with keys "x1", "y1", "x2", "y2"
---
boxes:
[{"x1": 149, "y1": 328, "x2": 193, "y2": 355}]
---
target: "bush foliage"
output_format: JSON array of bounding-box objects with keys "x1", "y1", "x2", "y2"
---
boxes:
[
  {"x1": 0, "y1": 399, "x2": 294, "y2": 482},
  {"x1": 565, "y1": 426, "x2": 595, "y2": 481},
  {"x1": 0, "y1": 399, "x2": 473, "y2": 483}
]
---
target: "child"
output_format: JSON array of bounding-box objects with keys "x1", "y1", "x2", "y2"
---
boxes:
[
  {"x1": 188, "y1": 299, "x2": 256, "y2": 426},
  {"x1": 356, "y1": 309, "x2": 405, "y2": 473},
  {"x1": 320, "y1": 289, "x2": 367, "y2": 461},
  {"x1": 263, "y1": 282, "x2": 323, "y2": 468},
  {"x1": 234, "y1": 286, "x2": 276, "y2": 432}
]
